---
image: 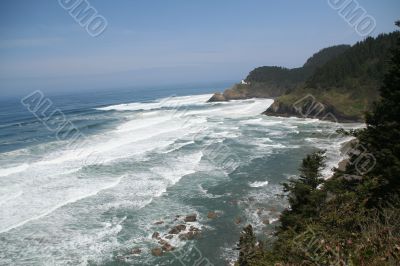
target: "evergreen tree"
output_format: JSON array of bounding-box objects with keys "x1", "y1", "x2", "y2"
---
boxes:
[
  {"x1": 237, "y1": 225, "x2": 257, "y2": 266},
  {"x1": 280, "y1": 150, "x2": 326, "y2": 230},
  {"x1": 298, "y1": 150, "x2": 326, "y2": 189},
  {"x1": 356, "y1": 21, "x2": 400, "y2": 204},
  {"x1": 237, "y1": 22, "x2": 400, "y2": 265}
]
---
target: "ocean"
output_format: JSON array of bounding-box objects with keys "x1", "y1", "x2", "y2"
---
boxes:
[{"x1": 0, "y1": 85, "x2": 359, "y2": 265}]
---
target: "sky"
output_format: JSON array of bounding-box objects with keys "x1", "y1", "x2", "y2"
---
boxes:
[{"x1": 0, "y1": 0, "x2": 399, "y2": 97}]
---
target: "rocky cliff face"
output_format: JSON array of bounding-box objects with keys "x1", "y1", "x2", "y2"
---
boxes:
[
  {"x1": 263, "y1": 100, "x2": 363, "y2": 123},
  {"x1": 208, "y1": 83, "x2": 289, "y2": 102},
  {"x1": 259, "y1": 33, "x2": 399, "y2": 122},
  {"x1": 208, "y1": 45, "x2": 351, "y2": 103}
]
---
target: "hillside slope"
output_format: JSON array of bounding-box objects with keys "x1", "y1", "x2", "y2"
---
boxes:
[
  {"x1": 264, "y1": 32, "x2": 400, "y2": 122},
  {"x1": 208, "y1": 45, "x2": 350, "y2": 102},
  {"x1": 236, "y1": 23, "x2": 400, "y2": 266}
]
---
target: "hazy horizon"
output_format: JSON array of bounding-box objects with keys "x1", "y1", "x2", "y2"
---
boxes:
[{"x1": 1, "y1": 0, "x2": 399, "y2": 97}]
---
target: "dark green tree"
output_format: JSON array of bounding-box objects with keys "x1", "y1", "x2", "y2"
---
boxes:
[
  {"x1": 237, "y1": 22, "x2": 400, "y2": 266},
  {"x1": 280, "y1": 150, "x2": 326, "y2": 230},
  {"x1": 237, "y1": 225, "x2": 257, "y2": 266},
  {"x1": 298, "y1": 150, "x2": 326, "y2": 189},
  {"x1": 355, "y1": 21, "x2": 400, "y2": 205}
]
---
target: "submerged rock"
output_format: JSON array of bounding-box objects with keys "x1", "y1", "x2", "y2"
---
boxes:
[
  {"x1": 151, "y1": 247, "x2": 163, "y2": 257},
  {"x1": 179, "y1": 226, "x2": 202, "y2": 241},
  {"x1": 207, "y1": 211, "x2": 218, "y2": 219},
  {"x1": 184, "y1": 214, "x2": 197, "y2": 222},
  {"x1": 155, "y1": 239, "x2": 175, "y2": 252},
  {"x1": 152, "y1": 232, "x2": 161, "y2": 239},
  {"x1": 161, "y1": 242, "x2": 175, "y2": 252},
  {"x1": 131, "y1": 248, "x2": 142, "y2": 255},
  {"x1": 189, "y1": 226, "x2": 201, "y2": 232},
  {"x1": 179, "y1": 231, "x2": 201, "y2": 240},
  {"x1": 169, "y1": 224, "x2": 186, "y2": 234}
]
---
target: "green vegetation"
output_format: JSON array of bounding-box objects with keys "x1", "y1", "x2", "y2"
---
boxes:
[
  {"x1": 307, "y1": 34, "x2": 398, "y2": 89},
  {"x1": 236, "y1": 225, "x2": 262, "y2": 266},
  {"x1": 213, "y1": 30, "x2": 399, "y2": 121},
  {"x1": 267, "y1": 31, "x2": 400, "y2": 121},
  {"x1": 209, "y1": 45, "x2": 350, "y2": 101},
  {"x1": 246, "y1": 45, "x2": 351, "y2": 86},
  {"x1": 237, "y1": 22, "x2": 400, "y2": 265}
]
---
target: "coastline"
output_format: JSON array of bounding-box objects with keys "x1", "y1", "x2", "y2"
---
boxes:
[
  {"x1": 207, "y1": 93, "x2": 364, "y2": 123},
  {"x1": 263, "y1": 100, "x2": 364, "y2": 123},
  {"x1": 1, "y1": 92, "x2": 365, "y2": 265},
  {"x1": 337, "y1": 138, "x2": 357, "y2": 170}
]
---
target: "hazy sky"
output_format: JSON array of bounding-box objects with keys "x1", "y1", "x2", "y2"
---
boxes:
[{"x1": 0, "y1": 0, "x2": 399, "y2": 96}]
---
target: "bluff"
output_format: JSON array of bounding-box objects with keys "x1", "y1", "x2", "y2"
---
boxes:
[
  {"x1": 236, "y1": 23, "x2": 400, "y2": 265},
  {"x1": 264, "y1": 32, "x2": 400, "y2": 122},
  {"x1": 208, "y1": 45, "x2": 350, "y2": 102}
]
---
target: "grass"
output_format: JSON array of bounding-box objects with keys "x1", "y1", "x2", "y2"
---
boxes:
[{"x1": 272, "y1": 85, "x2": 380, "y2": 120}]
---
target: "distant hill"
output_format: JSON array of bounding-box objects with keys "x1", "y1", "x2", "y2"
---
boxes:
[
  {"x1": 208, "y1": 45, "x2": 350, "y2": 102},
  {"x1": 265, "y1": 32, "x2": 400, "y2": 122},
  {"x1": 246, "y1": 45, "x2": 351, "y2": 84}
]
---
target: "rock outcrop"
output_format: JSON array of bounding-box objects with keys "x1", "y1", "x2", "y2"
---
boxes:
[
  {"x1": 184, "y1": 214, "x2": 197, "y2": 222},
  {"x1": 263, "y1": 100, "x2": 363, "y2": 123},
  {"x1": 179, "y1": 226, "x2": 201, "y2": 240},
  {"x1": 151, "y1": 247, "x2": 163, "y2": 257},
  {"x1": 131, "y1": 248, "x2": 142, "y2": 255},
  {"x1": 152, "y1": 232, "x2": 161, "y2": 239},
  {"x1": 168, "y1": 224, "x2": 186, "y2": 234},
  {"x1": 207, "y1": 211, "x2": 218, "y2": 219},
  {"x1": 208, "y1": 83, "x2": 287, "y2": 102},
  {"x1": 208, "y1": 92, "x2": 227, "y2": 102}
]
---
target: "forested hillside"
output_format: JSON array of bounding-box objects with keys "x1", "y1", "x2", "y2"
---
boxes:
[
  {"x1": 245, "y1": 45, "x2": 351, "y2": 85},
  {"x1": 237, "y1": 23, "x2": 400, "y2": 265},
  {"x1": 307, "y1": 34, "x2": 398, "y2": 89},
  {"x1": 208, "y1": 45, "x2": 350, "y2": 102},
  {"x1": 265, "y1": 31, "x2": 400, "y2": 122}
]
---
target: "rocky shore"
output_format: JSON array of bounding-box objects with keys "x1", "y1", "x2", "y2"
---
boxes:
[
  {"x1": 118, "y1": 211, "x2": 228, "y2": 262},
  {"x1": 208, "y1": 83, "x2": 288, "y2": 102},
  {"x1": 263, "y1": 100, "x2": 363, "y2": 123},
  {"x1": 207, "y1": 88, "x2": 364, "y2": 123},
  {"x1": 148, "y1": 214, "x2": 202, "y2": 257}
]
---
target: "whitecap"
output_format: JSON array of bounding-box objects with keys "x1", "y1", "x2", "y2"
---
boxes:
[
  {"x1": 96, "y1": 94, "x2": 214, "y2": 111},
  {"x1": 249, "y1": 181, "x2": 269, "y2": 188},
  {"x1": 0, "y1": 164, "x2": 29, "y2": 177}
]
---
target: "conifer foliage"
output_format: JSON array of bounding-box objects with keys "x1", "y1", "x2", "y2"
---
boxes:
[{"x1": 236, "y1": 22, "x2": 400, "y2": 265}]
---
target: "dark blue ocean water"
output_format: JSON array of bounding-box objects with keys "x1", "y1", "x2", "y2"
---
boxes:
[
  {"x1": 0, "y1": 85, "x2": 222, "y2": 153},
  {"x1": 0, "y1": 84, "x2": 357, "y2": 266}
]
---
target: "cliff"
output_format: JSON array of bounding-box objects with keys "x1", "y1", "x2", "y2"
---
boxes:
[
  {"x1": 265, "y1": 32, "x2": 400, "y2": 122},
  {"x1": 236, "y1": 25, "x2": 400, "y2": 264},
  {"x1": 208, "y1": 82, "x2": 288, "y2": 102},
  {"x1": 263, "y1": 98, "x2": 363, "y2": 123},
  {"x1": 262, "y1": 87, "x2": 369, "y2": 122},
  {"x1": 208, "y1": 45, "x2": 350, "y2": 102}
]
